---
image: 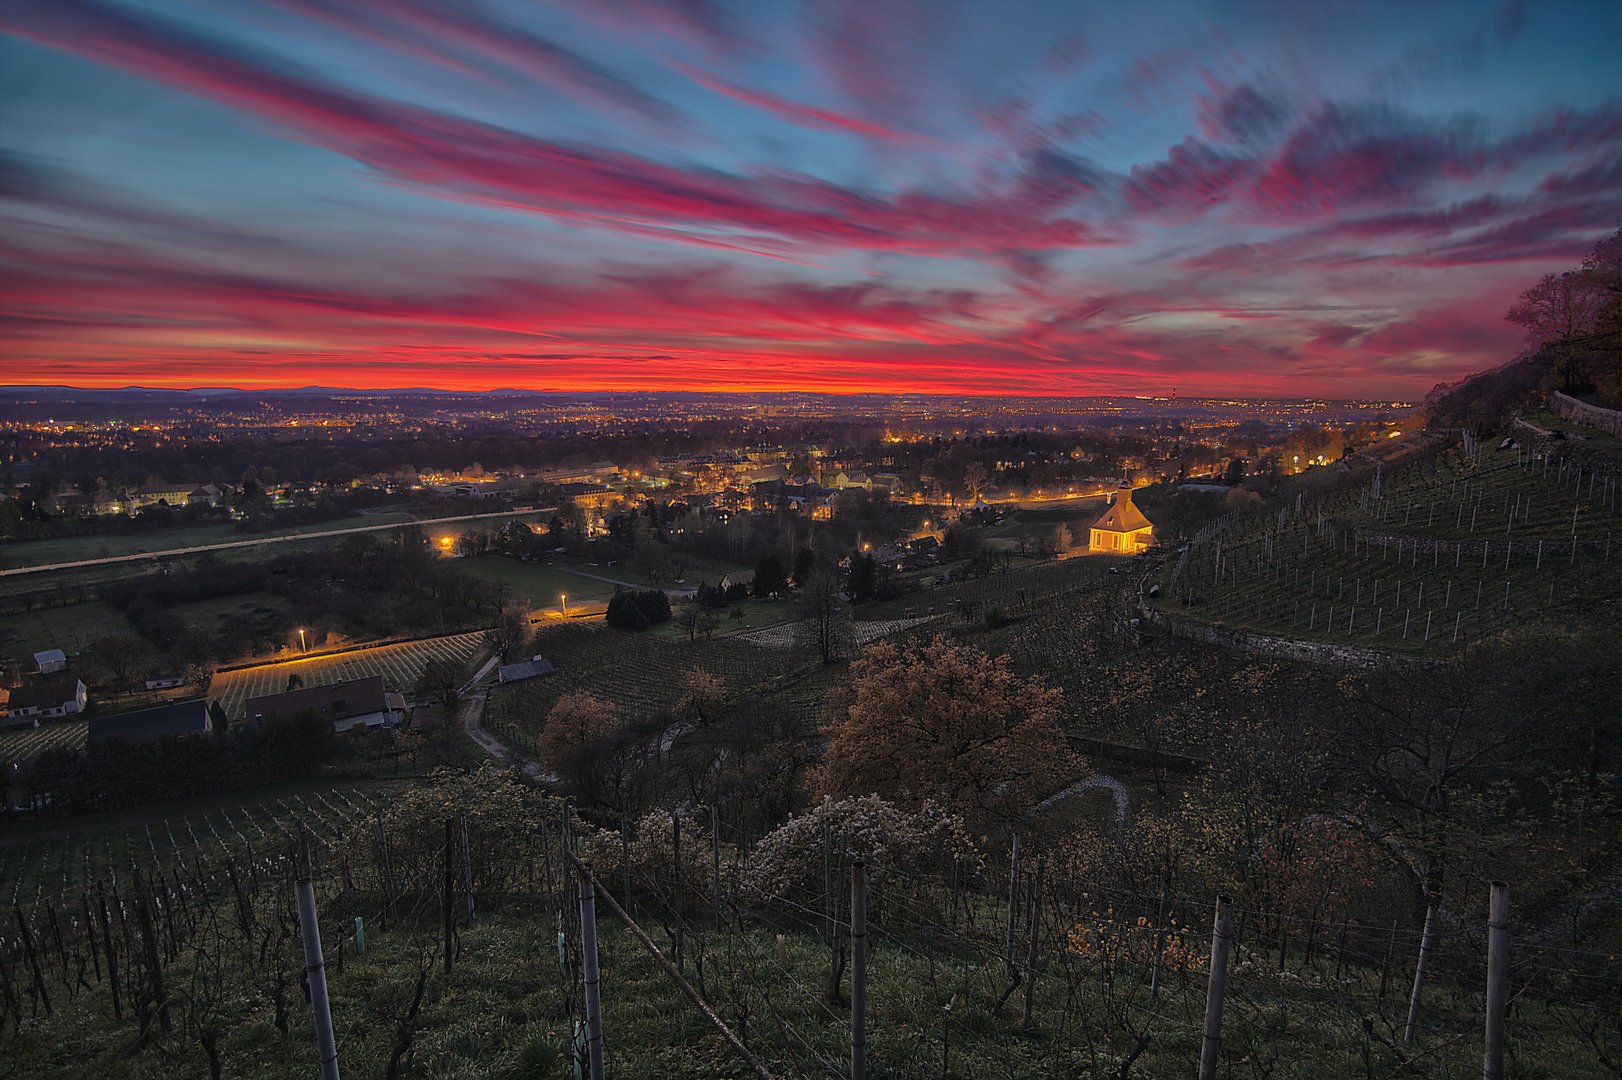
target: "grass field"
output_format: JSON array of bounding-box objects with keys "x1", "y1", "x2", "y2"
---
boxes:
[
  {"x1": 456, "y1": 557, "x2": 620, "y2": 611},
  {"x1": 983, "y1": 496, "x2": 1108, "y2": 546},
  {"x1": 0, "y1": 511, "x2": 423, "y2": 569},
  {"x1": 857, "y1": 555, "x2": 1124, "y2": 621},
  {"x1": 0, "y1": 599, "x2": 135, "y2": 659},
  {"x1": 211, "y1": 632, "x2": 486, "y2": 719}
]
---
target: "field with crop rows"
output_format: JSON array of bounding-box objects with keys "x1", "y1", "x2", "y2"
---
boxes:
[
  {"x1": 488, "y1": 622, "x2": 805, "y2": 749},
  {"x1": 0, "y1": 718, "x2": 92, "y2": 764},
  {"x1": 1152, "y1": 441, "x2": 1622, "y2": 654},
  {"x1": 0, "y1": 784, "x2": 389, "y2": 914},
  {"x1": 211, "y1": 632, "x2": 485, "y2": 719},
  {"x1": 739, "y1": 613, "x2": 939, "y2": 649}
]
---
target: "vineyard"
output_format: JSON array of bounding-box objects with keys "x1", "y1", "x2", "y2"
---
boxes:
[
  {"x1": 0, "y1": 720, "x2": 90, "y2": 767},
  {"x1": 0, "y1": 785, "x2": 392, "y2": 916},
  {"x1": 487, "y1": 623, "x2": 807, "y2": 750},
  {"x1": 1151, "y1": 438, "x2": 1622, "y2": 655},
  {"x1": 0, "y1": 770, "x2": 1612, "y2": 1079},
  {"x1": 738, "y1": 614, "x2": 938, "y2": 650},
  {"x1": 210, "y1": 632, "x2": 485, "y2": 720}
]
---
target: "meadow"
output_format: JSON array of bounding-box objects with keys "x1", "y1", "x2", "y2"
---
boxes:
[
  {"x1": 455, "y1": 557, "x2": 620, "y2": 612},
  {"x1": 0, "y1": 600, "x2": 136, "y2": 659},
  {"x1": 0, "y1": 511, "x2": 421, "y2": 569}
]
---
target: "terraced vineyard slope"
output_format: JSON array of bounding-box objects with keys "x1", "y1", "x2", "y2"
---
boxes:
[{"x1": 1150, "y1": 434, "x2": 1622, "y2": 656}]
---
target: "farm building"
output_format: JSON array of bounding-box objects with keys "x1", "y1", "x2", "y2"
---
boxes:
[
  {"x1": 89, "y1": 700, "x2": 212, "y2": 745},
  {"x1": 246, "y1": 675, "x2": 402, "y2": 733},
  {"x1": 6, "y1": 675, "x2": 88, "y2": 720},
  {"x1": 498, "y1": 657, "x2": 556, "y2": 684},
  {"x1": 1089, "y1": 488, "x2": 1154, "y2": 554}
]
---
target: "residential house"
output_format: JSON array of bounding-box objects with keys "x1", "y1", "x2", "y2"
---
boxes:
[
  {"x1": 187, "y1": 483, "x2": 225, "y2": 507},
  {"x1": 6, "y1": 674, "x2": 88, "y2": 719},
  {"x1": 245, "y1": 675, "x2": 401, "y2": 733},
  {"x1": 127, "y1": 480, "x2": 195, "y2": 510}
]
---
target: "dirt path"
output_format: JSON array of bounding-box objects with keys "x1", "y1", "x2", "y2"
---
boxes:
[{"x1": 458, "y1": 689, "x2": 552, "y2": 782}]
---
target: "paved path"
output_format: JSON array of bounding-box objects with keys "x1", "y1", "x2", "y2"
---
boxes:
[{"x1": 1029, "y1": 774, "x2": 1130, "y2": 827}]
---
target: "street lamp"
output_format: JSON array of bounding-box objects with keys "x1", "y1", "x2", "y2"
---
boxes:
[
  {"x1": 560, "y1": 593, "x2": 568, "y2": 618},
  {"x1": 298, "y1": 627, "x2": 307, "y2": 654}
]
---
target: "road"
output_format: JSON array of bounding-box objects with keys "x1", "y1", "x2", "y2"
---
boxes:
[{"x1": 0, "y1": 507, "x2": 556, "y2": 578}]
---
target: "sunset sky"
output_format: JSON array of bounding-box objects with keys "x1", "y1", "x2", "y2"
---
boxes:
[{"x1": 3, "y1": 0, "x2": 1620, "y2": 397}]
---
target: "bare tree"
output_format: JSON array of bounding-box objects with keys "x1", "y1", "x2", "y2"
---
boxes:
[
  {"x1": 792, "y1": 564, "x2": 854, "y2": 664},
  {"x1": 1508, "y1": 270, "x2": 1604, "y2": 392}
]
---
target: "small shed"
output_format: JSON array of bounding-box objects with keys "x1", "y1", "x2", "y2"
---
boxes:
[
  {"x1": 34, "y1": 649, "x2": 67, "y2": 674},
  {"x1": 498, "y1": 657, "x2": 557, "y2": 684}
]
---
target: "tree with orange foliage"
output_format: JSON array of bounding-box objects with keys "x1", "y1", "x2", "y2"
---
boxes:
[
  {"x1": 813, "y1": 635, "x2": 1083, "y2": 832},
  {"x1": 677, "y1": 666, "x2": 726, "y2": 725},
  {"x1": 538, "y1": 690, "x2": 619, "y2": 774}
]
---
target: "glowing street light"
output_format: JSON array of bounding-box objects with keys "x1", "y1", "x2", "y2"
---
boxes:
[
  {"x1": 560, "y1": 593, "x2": 568, "y2": 618},
  {"x1": 298, "y1": 627, "x2": 308, "y2": 654}
]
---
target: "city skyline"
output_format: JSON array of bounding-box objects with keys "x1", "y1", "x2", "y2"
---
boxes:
[{"x1": 4, "y1": 0, "x2": 1621, "y2": 397}]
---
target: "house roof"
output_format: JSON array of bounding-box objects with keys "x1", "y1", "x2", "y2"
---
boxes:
[
  {"x1": 246, "y1": 675, "x2": 388, "y2": 723},
  {"x1": 721, "y1": 568, "x2": 755, "y2": 584},
  {"x1": 498, "y1": 658, "x2": 556, "y2": 683},
  {"x1": 89, "y1": 700, "x2": 210, "y2": 744},
  {"x1": 1091, "y1": 489, "x2": 1153, "y2": 533},
  {"x1": 33, "y1": 648, "x2": 66, "y2": 666},
  {"x1": 9, "y1": 674, "x2": 84, "y2": 710}
]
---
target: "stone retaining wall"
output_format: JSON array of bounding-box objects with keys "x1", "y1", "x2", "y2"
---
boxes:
[
  {"x1": 1138, "y1": 605, "x2": 1440, "y2": 670},
  {"x1": 1551, "y1": 391, "x2": 1622, "y2": 436}
]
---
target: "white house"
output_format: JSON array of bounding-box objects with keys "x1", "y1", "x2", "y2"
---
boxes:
[{"x1": 7, "y1": 675, "x2": 88, "y2": 719}]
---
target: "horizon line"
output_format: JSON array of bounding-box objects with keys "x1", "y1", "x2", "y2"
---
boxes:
[{"x1": 0, "y1": 383, "x2": 1418, "y2": 405}]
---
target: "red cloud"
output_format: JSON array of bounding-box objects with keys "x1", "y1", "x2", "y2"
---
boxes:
[{"x1": 3, "y1": 0, "x2": 1109, "y2": 259}]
